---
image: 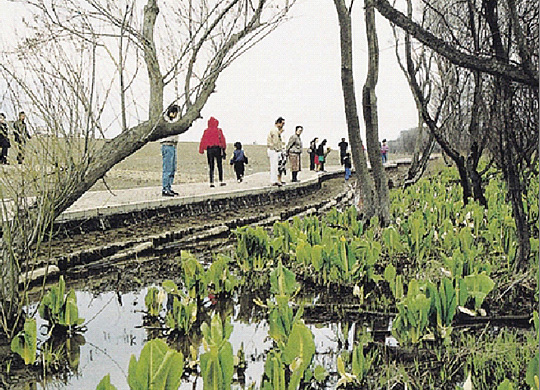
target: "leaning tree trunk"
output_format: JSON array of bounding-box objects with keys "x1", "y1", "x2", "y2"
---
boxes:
[
  {"x1": 0, "y1": 0, "x2": 269, "y2": 333},
  {"x1": 362, "y1": 0, "x2": 390, "y2": 224},
  {"x1": 333, "y1": 0, "x2": 376, "y2": 218},
  {"x1": 403, "y1": 20, "x2": 473, "y2": 205},
  {"x1": 406, "y1": 105, "x2": 425, "y2": 181},
  {"x1": 405, "y1": 133, "x2": 435, "y2": 188}
]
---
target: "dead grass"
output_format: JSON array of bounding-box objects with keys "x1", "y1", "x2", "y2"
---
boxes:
[
  {"x1": 90, "y1": 141, "x2": 343, "y2": 190},
  {"x1": 0, "y1": 136, "x2": 401, "y2": 191}
]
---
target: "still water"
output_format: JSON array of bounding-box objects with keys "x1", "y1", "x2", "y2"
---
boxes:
[{"x1": 32, "y1": 288, "x2": 343, "y2": 390}]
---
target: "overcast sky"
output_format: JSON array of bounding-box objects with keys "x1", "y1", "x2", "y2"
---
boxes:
[
  {"x1": 191, "y1": 0, "x2": 418, "y2": 148},
  {"x1": 1, "y1": 0, "x2": 418, "y2": 148}
]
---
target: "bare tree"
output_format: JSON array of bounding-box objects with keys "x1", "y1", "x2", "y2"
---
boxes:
[
  {"x1": 0, "y1": 0, "x2": 293, "y2": 334},
  {"x1": 333, "y1": 0, "x2": 377, "y2": 219},
  {"x1": 376, "y1": 0, "x2": 538, "y2": 268},
  {"x1": 372, "y1": 0, "x2": 538, "y2": 87},
  {"x1": 391, "y1": 2, "x2": 435, "y2": 187},
  {"x1": 398, "y1": 0, "x2": 490, "y2": 206},
  {"x1": 362, "y1": 0, "x2": 390, "y2": 223}
]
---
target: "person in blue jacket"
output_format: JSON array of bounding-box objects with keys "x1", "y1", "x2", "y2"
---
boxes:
[{"x1": 230, "y1": 141, "x2": 248, "y2": 182}]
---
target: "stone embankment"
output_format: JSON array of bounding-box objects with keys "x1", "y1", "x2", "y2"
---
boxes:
[{"x1": 25, "y1": 159, "x2": 419, "y2": 286}]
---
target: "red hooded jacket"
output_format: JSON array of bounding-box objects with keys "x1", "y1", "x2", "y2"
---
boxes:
[{"x1": 199, "y1": 117, "x2": 226, "y2": 154}]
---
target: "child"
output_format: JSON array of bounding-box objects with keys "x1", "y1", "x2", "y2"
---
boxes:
[
  {"x1": 230, "y1": 141, "x2": 248, "y2": 182},
  {"x1": 381, "y1": 138, "x2": 389, "y2": 163},
  {"x1": 343, "y1": 152, "x2": 352, "y2": 181}
]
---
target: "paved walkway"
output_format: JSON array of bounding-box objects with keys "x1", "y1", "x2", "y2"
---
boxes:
[
  {"x1": 60, "y1": 165, "x2": 346, "y2": 221},
  {"x1": 59, "y1": 158, "x2": 412, "y2": 222}
]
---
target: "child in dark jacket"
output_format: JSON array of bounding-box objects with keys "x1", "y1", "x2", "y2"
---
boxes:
[
  {"x1": 230, "y1": 141, "x2": 248, "y2": 182},
  {"x1": 343, "y1": 152, "x2": 352, "y2": 181}
]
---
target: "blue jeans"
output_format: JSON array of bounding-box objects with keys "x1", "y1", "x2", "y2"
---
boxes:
[
  {"x1": 381, "y1": 153, "x2": 387, "y2": 163},
  {"x1": 345, "y1": 167, "x2": 351, "y2": 180},
  {"x1": 162, "y1": 144, "x2": 177, "y2": 192}
]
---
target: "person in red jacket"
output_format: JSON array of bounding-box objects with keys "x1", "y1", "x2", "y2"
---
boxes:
[{"x1": 199, "y1": 117, "x2": 227, "y2": 187}]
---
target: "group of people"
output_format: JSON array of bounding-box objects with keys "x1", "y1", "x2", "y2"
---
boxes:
[
  {"x1": 160, "y1": 111, "x2": 248, "y2": 197},
  {"x1": 266, "y1": 117, "x2": 305, "y2": 187},
  {"x1": 0, "y1": 111, "x2": 31, "y2": 165},
  {"x1": 266, "y1": 117, "x2": 354, "y2": 186},
  {"x1": 307, "y1": 137, "x2": 330, "y2": 172},
  {"x1": 160, "y1": 113, "x2": 389, "y2": 196}
]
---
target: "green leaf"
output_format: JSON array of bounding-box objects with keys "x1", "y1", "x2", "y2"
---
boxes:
[
  {"x1": 127, "y1": 338, "x2": 184, "y2": 390},
  {"x1": 351, "y1": 343, "x2": 372, "y2": 381},
  {"x1": 218, "y1": 342, "x2": 234, "y2": 389},
  {"x1": 313, "y1": 365, "x2": 328, "y2": 382},
  {"x1": 96, "y1": 374, "x2": 118, "y2": 390},
  {"x1": 270, "y1": 261, "x2": 297, "y2": 296},
  {"x1": 282, "y1": 322, "x2": 315, "y2": 390},
  {"x1": 464, "y1": 272, "x2": 495, "y2": 310},
  {"x1": 262, "y1": 350, "x2": 286, "y2": 390},
  {"x1": 162, "y1": 280, "x2": 180, "y2": 295},
  {"x1": 526, "y1": 352, "x2": 539, "y2": 390},
  {"x1": 497, "y1": 379, "x2": 515, "y2": 390},
  {"x1": 11, "y1": 318, "x2": 37, "y2": 365}
]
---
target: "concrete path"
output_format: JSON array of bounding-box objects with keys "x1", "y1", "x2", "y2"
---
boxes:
[
  {"x1": 59, "y1": 157, "x2": 412, "y2": 222},
  {"x1": 59, "y1": 165, "x2": 347, "y2": 221}
]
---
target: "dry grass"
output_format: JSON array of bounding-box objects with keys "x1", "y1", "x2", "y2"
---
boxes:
[
  {"x1": 1, "y1": 136, "x2": 405, "y2": 191},
  {"x1": 92, "y1": 141, "x2": 343, "y2": 190}
]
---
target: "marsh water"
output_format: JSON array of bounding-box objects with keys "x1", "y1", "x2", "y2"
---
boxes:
[{"x1": 29, "y1": 285, "x2": 362, "y2": 390}]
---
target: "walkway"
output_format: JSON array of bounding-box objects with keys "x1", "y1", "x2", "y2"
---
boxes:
[
  {"x1": 59, "y1": 158, "x2": 412, "y2": 223},
  {"x1": 59, "y1": 165, "x2": 346, "y2": 222}
]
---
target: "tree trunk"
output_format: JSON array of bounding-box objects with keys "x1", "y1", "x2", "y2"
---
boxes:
[
  {"x1": 362, "y1": 0, "x2": 390, "y2": 224},
  {"x1": 0, "y1": 0, "x2": 272, "y2": 334},
  {"x1": 484, "y1": 0, "x2": 531, "y2": 269},
  {"x1": 405, "y1": 133, "x2": 435, "y2": 188},
  {"x1": 371, "y1": 0, "x2": 538, "y2": 87},
  {"x1": 333, "y1": 0, "x2": 376, "y2": 218}
]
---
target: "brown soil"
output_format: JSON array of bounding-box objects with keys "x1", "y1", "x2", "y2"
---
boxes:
[{"x1": 33, "y1": 177, "x2": 352, "y2": 289}]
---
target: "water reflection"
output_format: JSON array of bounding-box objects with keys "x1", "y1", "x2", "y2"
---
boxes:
[{"x1": 24, "y1": 285, "x2": 369, "y2": 390}]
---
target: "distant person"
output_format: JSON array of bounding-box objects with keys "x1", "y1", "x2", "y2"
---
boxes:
[
  {"x1": 161, "y1": 106, "x2": 180, "y2": 197},
  {"x1": 338, "y1": 137, "x2": 348, "y2": 165},
  {"x1": 0, "y1": 113, "x2": 10, "y2": 164},
  {"x1": 199, "y1": 116, "x2": 227, "y2": 188},
  {"x1": 343, "y1": 152, "x2": 352, "y2": 181},
  {"x1": 308, "y1": 137, "x2": 318, "y2": 171},
  {"x1": 230, "y1": 141, "x2": 248, "y2": 183},
  {"x1": 267, "y1": 117, "x2": 285, "y2": 186},
  {"x1": 316, "y1": 139, "x2": 328, "y2": 172},
  {"x1": 13, "y1": 111, "x2": 30, "y2": 164},
  {"x1": 286, "y1": 125, "x2": 303, "y2": 182},
  {"x1": 381, "y1": 138, "x2": 389, "y2": 163}
]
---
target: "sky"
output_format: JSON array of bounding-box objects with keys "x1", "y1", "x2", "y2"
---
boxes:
[
  {"x1": 0, "y1": 0, "x2": 418, "y2": 149},
  {"x1": 190, "y1": 0, "x2": 418, "y2": 148}
]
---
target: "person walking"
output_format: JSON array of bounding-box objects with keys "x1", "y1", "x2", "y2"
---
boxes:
[
  {"x1": 230, "y1": 141, "x2": 248, "y2": 182},
  {"x1": 160, "y1": 107, "x2": 180, "y2": 197},
  {"x1": 0, "y1": 113, "x2": 10, "y2": 164},
  {"x1": 13, "y1": 111, "x2": 30, "y2": 164},
  {"x1": 381, "y1": 138, "x2": 389, "y2": 163},
  {"x1": 316, "y1": 139, "x2": 328, "y2": 172},
  {"x1": 267, "y1": 117, "x2": 285, "y2": 186},
  {"x1": 308, "y1": 137, "x2": 318, "y2": 171},
  {"x1": 199, "y1": 116, "x2": 227, "y2": 187},
  {"x1": 343, "y1": 151, "x2": 352, "y2": 181},
  {"x1": 338, "y1": 137, "x2": 348, "y2": 165},
  {"x1": 286, "y1": 125, "x2": 303, "y2": 182}
]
